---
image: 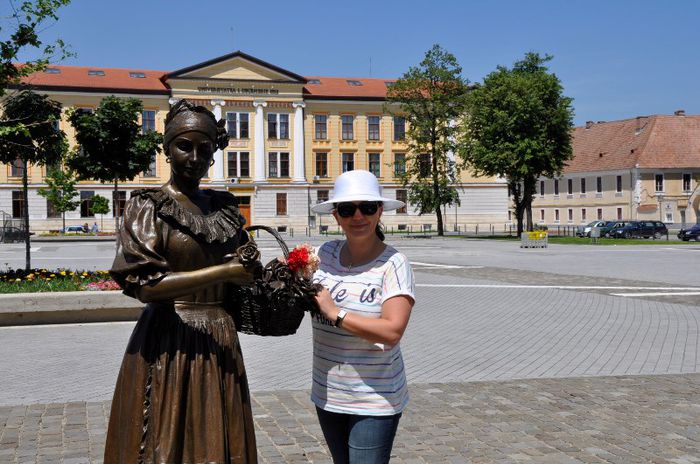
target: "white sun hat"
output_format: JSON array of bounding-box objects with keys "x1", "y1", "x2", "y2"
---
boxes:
[{"x1": 311, "y1": 170, "x2": 406, "y2": 214}]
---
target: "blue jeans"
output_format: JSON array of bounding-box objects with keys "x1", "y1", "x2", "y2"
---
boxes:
[{"x1": 316, "y1": 407, "x2": 402, "y2": 464}]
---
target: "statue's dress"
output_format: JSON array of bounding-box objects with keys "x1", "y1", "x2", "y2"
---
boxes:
[{"x1": 105, "y1": 188, "x2": 257, "y2": 464}]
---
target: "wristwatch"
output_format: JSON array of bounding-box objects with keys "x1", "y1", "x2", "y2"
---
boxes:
[{"x1": 335, "y1": 309, "x2": 347, "y2": 327}]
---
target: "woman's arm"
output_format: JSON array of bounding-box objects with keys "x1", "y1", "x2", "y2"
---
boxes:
[
  {"x1": 136, "y1": 260, "x2": 257, "y2": 303},
  {"x1": 315, "y1": 289, "x2": 413, "y2": 346}
]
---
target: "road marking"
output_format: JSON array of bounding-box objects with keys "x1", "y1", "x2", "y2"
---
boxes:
[
  {"x1": 610, "y1": 292, "x2": 700, "y2": 297},
  {"x1": 412, "y1": 261, "x2": 483, "y2": 269},
  {"x1": 416, "y1": 284, "x2": 700, "y2": 290}
]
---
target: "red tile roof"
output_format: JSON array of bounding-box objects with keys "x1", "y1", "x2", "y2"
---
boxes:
[
  {"x1": 566, "y1": 114, "x2": 700, "y2": 173},
  {"x1": 303, "y1": 76, "x2": 395, "y2": 100},
  {"x1": 19, "y1": 65, "x2": 169, "y2": 95}
]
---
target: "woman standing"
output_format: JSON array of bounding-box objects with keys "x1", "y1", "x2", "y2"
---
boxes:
[
  {"x1": 106, "y1": 100, "x2": 259, "y2": 463},
  {"x1": 310, "y1": 170, "x2": 416, "y2": 463}
]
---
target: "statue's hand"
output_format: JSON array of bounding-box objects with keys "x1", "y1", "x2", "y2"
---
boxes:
[{"x1": 223, "y1": 253, "x2": 261, "y2": 285}]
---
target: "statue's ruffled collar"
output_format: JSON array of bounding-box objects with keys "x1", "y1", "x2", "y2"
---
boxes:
[{"x1": 132, "y1": 188, "x2": 245, "y2": 244}]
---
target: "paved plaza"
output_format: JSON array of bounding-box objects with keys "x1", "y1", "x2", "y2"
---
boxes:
[{"x1": 1, "y1": 237, "x2": 699, "y2": 462}]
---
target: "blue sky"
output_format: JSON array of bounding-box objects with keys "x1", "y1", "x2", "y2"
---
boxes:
[{"x1": 9, "y1": 0, "x2": 700, "y2": 126}]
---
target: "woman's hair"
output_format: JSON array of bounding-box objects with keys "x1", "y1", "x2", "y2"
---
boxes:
[{"x1": 164, "y1": 99, "x2": 228, "y2": 154}]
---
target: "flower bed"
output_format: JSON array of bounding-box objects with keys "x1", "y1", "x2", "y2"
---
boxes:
[{"x1": 0, "y1": 268, "x2": 120, "y2": 293}]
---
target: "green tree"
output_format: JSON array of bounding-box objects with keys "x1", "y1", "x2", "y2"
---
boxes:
[
  {"x1": 67, "y1": 96, "x2": 161, "y2": 232},
  {"x1": 461, "y1": 52, "x2": 574, "y2": 235},
  {"x1": 37, "y1": 165, "x2": 79, "y2": 232},
  {"x1": 386, "y1": 44, "x2": 469, "y2": 236},
  {"x1": 0, "y1": 89, "x2": 66, "y2": 270},
  {"x1": 90, "y1": 194, "x2": 109, "y2": 232},
  {"x1": 0, "y1": 0, "x2": 72, "y2": 99}
]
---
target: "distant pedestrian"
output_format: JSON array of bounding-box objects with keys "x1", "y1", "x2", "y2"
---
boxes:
[
  {"x1": 310, "y1": 170, "x2": 415, "y2": 464},
  {"x1": 91, "y1": 222, "x2": 98, "y2": 233},
  {"x1": 82, "y1": 222, "x2": 89, "y2": 233}
]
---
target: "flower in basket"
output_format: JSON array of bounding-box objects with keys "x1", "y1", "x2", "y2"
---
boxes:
[{"x1": 284, "y1": 243, "x2": 320, "y2": 280}]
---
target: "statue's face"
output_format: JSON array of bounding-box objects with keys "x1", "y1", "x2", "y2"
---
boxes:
[{"x1": 168, "y1": 130, "x2": 215, "y2": 181}]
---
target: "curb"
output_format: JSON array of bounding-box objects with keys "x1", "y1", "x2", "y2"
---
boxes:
[{"x1": 0, "y1": 291, "x2": 141, "y2": 326}]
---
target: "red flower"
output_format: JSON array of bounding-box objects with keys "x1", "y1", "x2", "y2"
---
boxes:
[{"x1": 286, "y1": 246, "x2": 310, "y2": 273}]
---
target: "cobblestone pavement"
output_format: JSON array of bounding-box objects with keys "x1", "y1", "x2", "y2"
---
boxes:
[{"x1": 1, "y1": 374, "x2": 699, "y2": 463}]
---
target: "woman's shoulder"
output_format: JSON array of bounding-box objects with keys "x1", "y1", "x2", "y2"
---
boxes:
[{"x1": 381, "y1": 244, "x2": 410, "y2": 266}]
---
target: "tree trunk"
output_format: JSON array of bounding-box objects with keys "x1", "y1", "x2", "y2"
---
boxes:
[
  {"x1": 22, "y1": 160, "x2": 31, "y2": 271},
  {"x1": 61, "y1": 211, "x2": 66, "y2": 234},
  {"x1": 113, "y1": 179, "x2": 119, "y2": 234},
  {"x1": 431, "y1": 145, "x2": 444, "y2": 236},
  {"x1": 522, "y1": 176, "x2": 537, "y2": 232},
  {"x1": 511, "y1": 181, "x2": 525, "y2": 236}
]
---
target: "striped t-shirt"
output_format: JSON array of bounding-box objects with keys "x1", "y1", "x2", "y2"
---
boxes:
[{"x1": 311, "y1": 240, "x2": 415, "y2": 416}]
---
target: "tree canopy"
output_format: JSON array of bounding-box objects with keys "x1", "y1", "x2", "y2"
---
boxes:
[
  {"x1": 67, "y1": 96, "x2": 162, "y2": 229},
  {"x1": 386, "y1": 44, "x2": 469, "y2": 236},
  {"x1": 461, "y1": 52, "x2": 574, "y2": 234},
  {"x1": 0, "y1": 89, "x2": 67, "y2": 269},
  {"x1": 0, "y1": 0, "x2": 72, "y2": 97},
  {"x1": 37, "y1": 165, "x2": 80, "y2": 232}
]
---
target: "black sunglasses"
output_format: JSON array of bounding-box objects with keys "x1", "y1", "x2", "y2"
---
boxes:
[{"x1": 335, "y1": 202, "x2": 381, "y2": 218}]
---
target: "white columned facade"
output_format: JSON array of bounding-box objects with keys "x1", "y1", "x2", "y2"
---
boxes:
[
  {"x1": 253, "y1": 100, "x2": 267, "y2": 182},
  {"x1": 210, "y1": 100, "x2": 226, "y2": 182},
  {"x1": 292, "y1": 101, "x2": 306, "y2": 183}
]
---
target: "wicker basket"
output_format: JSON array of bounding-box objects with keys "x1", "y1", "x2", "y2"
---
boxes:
[{"x1": 228, "y1": 225, "x2": 319, "y2": 336}]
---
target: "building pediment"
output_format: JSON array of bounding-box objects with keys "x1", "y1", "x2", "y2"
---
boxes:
[{"x1": 165, "y1": 51, "x2": 306, "y2": 84}]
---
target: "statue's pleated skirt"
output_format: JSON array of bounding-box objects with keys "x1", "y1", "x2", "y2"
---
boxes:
[{"x1": 104, "y1": 302, "x2": 257, "y2": 464}]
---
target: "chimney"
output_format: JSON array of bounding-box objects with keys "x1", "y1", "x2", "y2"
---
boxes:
[
  {"x1": 674, "y1": 109, "x2": 685, "y2": 116},
  {"x1": 585, "y1": 121, "x2": 594, "y2": 129}
]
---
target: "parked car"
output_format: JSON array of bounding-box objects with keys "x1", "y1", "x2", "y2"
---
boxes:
[
  {"x1": 678, "y1": 224, "x2": 700, "y2": 241},
  {"x1": 637, "y1": 221, "x2": 668, "y2": 239},
  {"x1": 609, "y1": 221, "x2": 641, "y2": 239},
  {"x1": 61, "y1": 225, "x2": 87, "y2": 234},
  {"x1": 577, "y1": 220, "x2": 609, "y2": 237},
  {"x1": 1, "y1": 227, "x2": 34, "y2": 243}
]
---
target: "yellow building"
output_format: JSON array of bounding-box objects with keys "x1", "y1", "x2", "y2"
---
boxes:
[
  {"x1": 531, "y1": 114, "x2": 700, "y2": 229},
  {"x1": 3, "y1": 51, "x2": 508, "y2": 233}
]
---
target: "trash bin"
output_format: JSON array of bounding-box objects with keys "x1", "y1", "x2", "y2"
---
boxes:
[{"x1": 520, "y1": 231, "x2": 548, "y2": 248}]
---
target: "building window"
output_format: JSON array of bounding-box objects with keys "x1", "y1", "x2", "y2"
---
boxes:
[
  {"x1": 367, "y1": 116, "x2": 380, "y2": 141},
  {"x1": 540, "y1": 209, "x2": 545, "y2": 222},
  {"x1": 276, "y1": 193, "x2": 287, "y2": 216},
  {"x1": 46, "y1": 199, "x2": 61, "y2": 218},
  {"x1": 80, "y1": 191, "x2": 95, "y2": 217},
  {"x1": 142, "y1": 110, "x2": 156, "y2": 133},
  {"x1": 268, "y1": 152, "x2": 290, "y2": 178},
  {"x1": 314, "y1": 115, "x2": 327, "y2": 140},
  {"x1": 655, "y1": 174, "x2": 664, "y2": 192},
  {"x1": 597, "y1": 208, "x2": 603, "y2": 220},
  {"x1": 580, "y1": 178, "x2": 586, "y2": 194},
  {"x1": 317, "y1": 190, "x2": 329, "y2": 204},
  {"x1": 665, "y1": 211, "x2": 673, "y2": 223},
  {"x1": 341, "y1": 115, "x2": 354, "y2": 140},
  {"x1": 267, "y1": 113, "x2": 289, "y2": 139},
  {"x1": 567, "y1": 178, "x2": 573, "y2": 195},
  {"x1": 554, "y1": 209, "x2": 560, "y2": 222},
  {"x1": 393, "y1": 117, "x2": 406, "y2": 141},
  {"x1": 227, "y1": 151, "x2": 250, "y2": 178},
  {"x1": 617, "y1": 207, "x2": 623, "y2": 220},
  {"x1": 142, "y1": 155, "x2": 157, "y2": 178},
  {"x1": 396, "y1": 189, "x2": 407, "y2": 214},
  {"x1": 554, "y1": 179, "x2": 559, "y2": 196},
  {"x1": 368, "y1": 153, "x2": 381, "y2": 177},
  {"x1": 540, "y1": 180, "x2": 545, "y2": 196},
  {"x1": 394, "y1": 153, "x2": 406, "y2": 176},
  {"x1": 11, "y1": 191, "x2": 25, "y2": 218},
  {"x1": 10, "y1": 158, "x2": 25, "y2": 177},
  {"x1": 567, "y1": 208, "x2": 573, "y2": 223},
  {"x1": 581, "y1": 208, "x2": 587, "y2": 222},
  {"x1": 129, "y1": 72, "x2": 145, "y2": 78},
  {"x1": 596, "y1": 176, "x2": 602, "y2": 193},
  {"x1": 419, "y1": 153, "x2": 431, "y2": 177},
  {"x1": 226, "y1": 112, "x2": 249, "y2": 139},
  {"x1": 616, "y1": 175, "x2": 623, "y2": 193},
  {"x1": 112, "y1": 191, "x2": 126, "y2": 218},
  {"x1": 315, "y1": 152, "x2": 328, "y2": 177},
  {"x1": 683, "y1": 173, "x2": 692, "y2": 192},
  {"x1": 342, "y1": 153, "x2": 354, "y2": 172}
]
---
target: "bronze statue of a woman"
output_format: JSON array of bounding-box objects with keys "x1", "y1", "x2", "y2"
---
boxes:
[{"x1": 106, "y1": 100, "x2": 259, "y2": 463}]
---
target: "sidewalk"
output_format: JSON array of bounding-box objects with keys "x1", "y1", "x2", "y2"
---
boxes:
[{"x1": 2, "y1": 374, "x2": 699, "y2": 463}]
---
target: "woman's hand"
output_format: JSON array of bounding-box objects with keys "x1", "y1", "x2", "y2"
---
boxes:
[{"x1": 315, "y1": 288, "x2": 339, "y2": 322}]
